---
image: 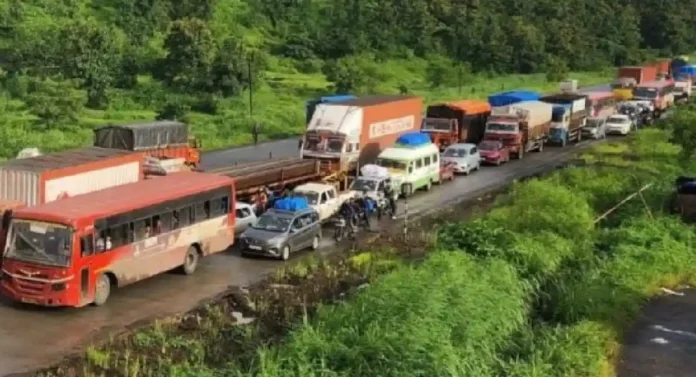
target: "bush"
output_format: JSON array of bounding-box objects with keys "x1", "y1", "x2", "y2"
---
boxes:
[{"x1": 252, "y1": 253, "x2": 530, "y2": 377}]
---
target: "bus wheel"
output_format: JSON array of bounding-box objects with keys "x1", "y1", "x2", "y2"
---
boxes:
[
  {"x1": 182, "y1": 246, "x2": 200, "y2": 275},
  {"x1": 93, "y1": 274, "x2": 111, "y2": 307}
]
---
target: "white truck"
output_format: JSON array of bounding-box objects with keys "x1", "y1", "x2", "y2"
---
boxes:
[{"x1": 292, "y1": 182, "x2": 355, "y2": 222}]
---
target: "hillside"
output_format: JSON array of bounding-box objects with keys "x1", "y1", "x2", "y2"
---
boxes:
[{"x1": 0, "y1": 0, "x2": 693, "y2": 158}]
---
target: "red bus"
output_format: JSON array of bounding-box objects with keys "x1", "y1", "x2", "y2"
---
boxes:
[{"x1": 0, "y1": 172, "x2": 235, "y2": 307}]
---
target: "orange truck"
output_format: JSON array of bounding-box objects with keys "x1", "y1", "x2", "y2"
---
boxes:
[
  {"x1": 420, "y1": 100, "x2": 491, "y2": 151},
  {"x1": 613, "y1": 65, "x2": 658, "y2": 100},
  {"x1": 301, "y1": 95, "x2": 422, "y2": 187},
  {"x1": 94, "y1": 121, "x2": 201, "y2": 168}
]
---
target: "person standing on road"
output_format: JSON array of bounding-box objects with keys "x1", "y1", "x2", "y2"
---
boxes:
[
  {"x1": 383, "y1": 183, "x2": 397, "y2": 220},
  {"x1": 252, "y1": 123, "x2": 261, "y2": 145}
]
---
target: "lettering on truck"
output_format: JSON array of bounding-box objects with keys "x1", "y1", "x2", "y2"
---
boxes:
[{"x1": 369, "y1": 115, "x2": 415, "y2": 139}]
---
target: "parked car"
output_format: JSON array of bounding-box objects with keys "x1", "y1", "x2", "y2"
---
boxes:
[
  {"x1": 239, "y1": 197, "x2": 321, "y2": 261},
  {"x1": 605, "y1": 114, "x2": 633, "y2": 135},
  {"x1": 440, "y1": 143, "x2": 481, "y2": 175},
  {"x1": 478, "y1": 140, "x2": 510, "y2": 166},
  {"x1": 581, "y1": 117, "x2": 607, "y2": 140},
  {"x1": 234, "y1": 202, "x2": 257, "y2": 234}
]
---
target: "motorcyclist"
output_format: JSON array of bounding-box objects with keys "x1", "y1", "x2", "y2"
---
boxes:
[
  {"x1": 382, "y1": 182, "x2": 397, "y2": 220},
  {"x1": 358, "y1": 190, "x2": 375, "y2": 228}
]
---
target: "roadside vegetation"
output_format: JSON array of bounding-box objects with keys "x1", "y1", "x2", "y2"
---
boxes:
[
  {"x1": 36, "y1": 105, "x2": 696, "y2": 377},
  {"x1": 1, "y1": 0, "x2": 693, "y2": 158}
]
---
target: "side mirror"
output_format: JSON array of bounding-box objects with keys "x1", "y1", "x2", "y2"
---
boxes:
[{"x1": 289, "y1": 228, "x2": 297, "y2": 234}]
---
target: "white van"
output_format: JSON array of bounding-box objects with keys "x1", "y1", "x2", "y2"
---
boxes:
[{"x1": 376, "y1": 142, "x2": 441, "y2": 197}]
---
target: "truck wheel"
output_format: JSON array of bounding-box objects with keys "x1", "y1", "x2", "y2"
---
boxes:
[{"x1": 92, "y1": 274, "x2": 111, "y2": 307}]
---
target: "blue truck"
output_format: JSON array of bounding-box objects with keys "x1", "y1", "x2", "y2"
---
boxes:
[
  {"x1": 539, "y1": 93, "x2": 588, "y2": 146},
  {"x1": 305, "y1": 94, "x2": 356, "y2": 126}
]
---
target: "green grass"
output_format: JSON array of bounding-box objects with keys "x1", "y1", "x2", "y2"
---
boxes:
[{"x1": 0, "y1": 58, "x2": 612, "y2": 158}]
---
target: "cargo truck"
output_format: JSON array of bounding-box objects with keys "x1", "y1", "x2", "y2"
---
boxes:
[
  {"x1": 487, "y1": 90, "x2": 541, "y2": 107},
  {"x1": 483, "y1": 101, "x2": 553, "y2": 159},
  {"x1": 612, "y1": 65, "x2": 658, "y2": 100},
  {"x1": 420, "y1": 100, "x2": 491, "y2": 151},
  {"x1": 301, "y1": 95, "x2": 422, "y2": 189},
  {"x1": 305, "y1": 95, "x2": 356, "y2": 126},
  {"x1": 540, "y1": 93, "x2": 588, "y2": 146},
  {"x1": 94, "y1": 121, "x2": 201, "y2": 168},
  {"x1": 633, "y1": 79, "x2": 675, "y2": 116}
]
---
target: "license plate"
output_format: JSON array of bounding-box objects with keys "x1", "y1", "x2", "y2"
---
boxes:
[
  {"x1": 248, "y1": 245, "x2": 262, "y2": 250},
  {"x1": 21, "y1": 298, "x2": 38, "y2": 304}
]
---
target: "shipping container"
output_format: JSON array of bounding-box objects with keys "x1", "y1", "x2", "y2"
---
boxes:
[
  {"x1": 617, "y1": 66, "x2": 657, "y2": 84},
  {"x1": 303, "y1": 95, "x2": 422, "y2": 175},
  {"x1": 487, "y1": 91, "x2": 541, "y2": 107},
  {"x1": 0, "y1": 147, "x2": 144, "y2": 207},
  {"x1": 491, "y1": 101, "x2": 553, "y2": 130},
  {"x1": 305, "y1": 94, "x2": 356, "y2": 125}
]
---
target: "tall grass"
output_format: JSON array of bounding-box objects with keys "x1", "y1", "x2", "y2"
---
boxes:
[{"x1": 246, "y1": 253, "x2": 530, "y2": 377}]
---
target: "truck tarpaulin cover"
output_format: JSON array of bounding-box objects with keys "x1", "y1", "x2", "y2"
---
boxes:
[
  {"x1": 488, "y1": 91, "x2": 541, "y2": 107},
  {"x1": 94, "y1": 121, "x2": 189, "y2": 151},
  {"x1": 396, "y1": 132, "x2": 431, "y2": 147},
  {"x1": 675, "y1": 65, "x2": 696, "y2": 77},
  {"x1": 274, "y1": 197, "x2": 310, "y2": 211}
]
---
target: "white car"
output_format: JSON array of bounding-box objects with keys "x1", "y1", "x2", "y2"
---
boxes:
[
  {"x1": 605, "y1": 114, "x2": 632, "y2": 135},
  {"x1": 234, "y1": 202, "x2": 258, "y2": 234},
  {"x1": 440, "y1": 143, "x2": 481, "y2": 175},
  {"x1": 292, "y1": 182, "x2": 354, "y2": 222}
]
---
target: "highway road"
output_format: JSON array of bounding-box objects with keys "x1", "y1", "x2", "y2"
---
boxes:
[
  {"x1": 0, "y1": 136, "x2": 612, "y2": 376},
  {"x1": 200, "y1": 84, "x2": 611, "y2": 170}
]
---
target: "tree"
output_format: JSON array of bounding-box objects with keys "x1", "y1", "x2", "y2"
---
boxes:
[
  {"x1": 322, "y1": 55, "x2": 381, "y2": 93},
  {"x1": 156, "y1": 99, "x2": 190, "y2": 121},
  {"x1": 205, "y1": 39, "x2": 265, "y2": 97},
  {"x1": 160, "y1": 18, "x2": 215, "y2": 89},
  {"x1": 56, "y1": 22, "x2": 121, "y2": 109},
  {"x1": 25, "y1": 79, "x2": 83, "y2": 128},
  {"x1": 544, "y1": 55, "x2": 569, "y2": 82}
]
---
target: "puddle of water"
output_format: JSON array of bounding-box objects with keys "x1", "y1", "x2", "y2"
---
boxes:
[{"x1": 650, "y1": 337, "x2": 669, "y2": 345}]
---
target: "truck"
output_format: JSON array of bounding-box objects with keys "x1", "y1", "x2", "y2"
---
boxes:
[
  {"x1": 305, "y1": 94, "x2": 356, "y2": 126},
  {"x1": 204, "y1": 157, "x2": 323, "y2": 201},
  {"x1": 675, "y1": 79, "x2": 693, "y2": 102},
  {"x1": 301, "y1": 95, "x2": 422, "y2": 189},
  {"x1": 483, "y1": 101, "x2": 553, "y2": 159},
  {"x1": 487, "y1": 90, "x2": 541, "y2": 107},
  {"x1": 94, "y1": 121, "x2": 201, "y2": 168},
  {"x1": 420, "y1": 100, "x2": 491, "y2": 151},
  {"x1": 0, "y1": 147, "x2": 144, "y2": 207},
  {"x1": 292, "y1": 182, "x2": 355, "y2": 222},
  {"x1": 540, "y1": 92, "x2": 588, "y2": 146},
  {"x1": 612, "y1": 65, "x2": 658, "y2": 100}
]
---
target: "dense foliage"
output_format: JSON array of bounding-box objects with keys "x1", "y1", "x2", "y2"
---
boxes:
[{"x1": 0, "y1": 0, "x2": 692, "y2": 158}]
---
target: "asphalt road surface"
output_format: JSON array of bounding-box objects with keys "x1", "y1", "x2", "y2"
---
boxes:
[
  {"x1": 0, "y1": 136, "x2": 610, "y2": 376},
  {"x1": 199, "y1": 84, "x2": 611, "y2": 170},
  {"x1": 618, "y1": 287, "x2": 696, "y2": 377}
]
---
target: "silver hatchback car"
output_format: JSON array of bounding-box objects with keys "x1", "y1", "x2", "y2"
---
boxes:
[{"x1": 239, "y1": 207, "x2": 322, "y2": 261}]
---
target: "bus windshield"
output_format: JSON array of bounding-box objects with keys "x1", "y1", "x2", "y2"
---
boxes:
[{"x1": 5, "y1": 220, "x2": 72, "y2": 267}]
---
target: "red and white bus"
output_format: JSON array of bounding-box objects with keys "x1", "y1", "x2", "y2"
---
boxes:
[{"x1": 1, "y1": 172, "x2": 236, "y2": 307}]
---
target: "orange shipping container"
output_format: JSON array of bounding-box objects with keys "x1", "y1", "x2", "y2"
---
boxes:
[{"x1": 304, "y1": 95, "x2": 423, "y2": 167}]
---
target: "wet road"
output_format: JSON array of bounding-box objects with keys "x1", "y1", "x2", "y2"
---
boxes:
[
  {"x1": 618, "y1": 287, "x2": 696, "y2": 377},
  {"x1": 0, "y1": 136, "x2": 608, "y2": 376},
  {"x1": 199, "y1": 84, "x2": 611, "y2": 170}
]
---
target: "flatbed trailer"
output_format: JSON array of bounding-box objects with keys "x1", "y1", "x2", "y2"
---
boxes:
[{"x1": 204, "y1": 157, "x2": 324, "y2": 199}]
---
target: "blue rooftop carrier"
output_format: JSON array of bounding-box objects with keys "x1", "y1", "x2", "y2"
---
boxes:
[
  {"x1": 273, "y1": 197, "x2": 310, "y2": 212},
  {"x1": 488, "y1": 90, "x2": 541, "y2": 107},
  {"x1": 395, "y1": 132, "x2": 431, "y2": 147},
  {"x1": 674, "y1": 65, "x2": 696, "y2": 80}
]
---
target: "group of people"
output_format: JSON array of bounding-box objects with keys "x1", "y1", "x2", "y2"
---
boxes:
[{"x1": 338, "y1": 184, "x2": 398, "y2": 231}]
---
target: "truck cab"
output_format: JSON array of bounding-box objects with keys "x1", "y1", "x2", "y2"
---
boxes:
[
  {"x1": 292, "y1": 183, "x2": 353, "y2": 222},
  {"x1": 421, "y1": 118, "x2": 458, "y2": 151}
]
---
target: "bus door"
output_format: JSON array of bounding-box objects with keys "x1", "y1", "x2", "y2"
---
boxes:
[{"x1": 77, "y1": 228, "x2": 97, "y2": 304}]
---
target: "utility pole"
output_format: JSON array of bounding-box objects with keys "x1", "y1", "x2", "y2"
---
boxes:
[{"x1": 248, "y1": 51, "x2": 254, "y2": 119}]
